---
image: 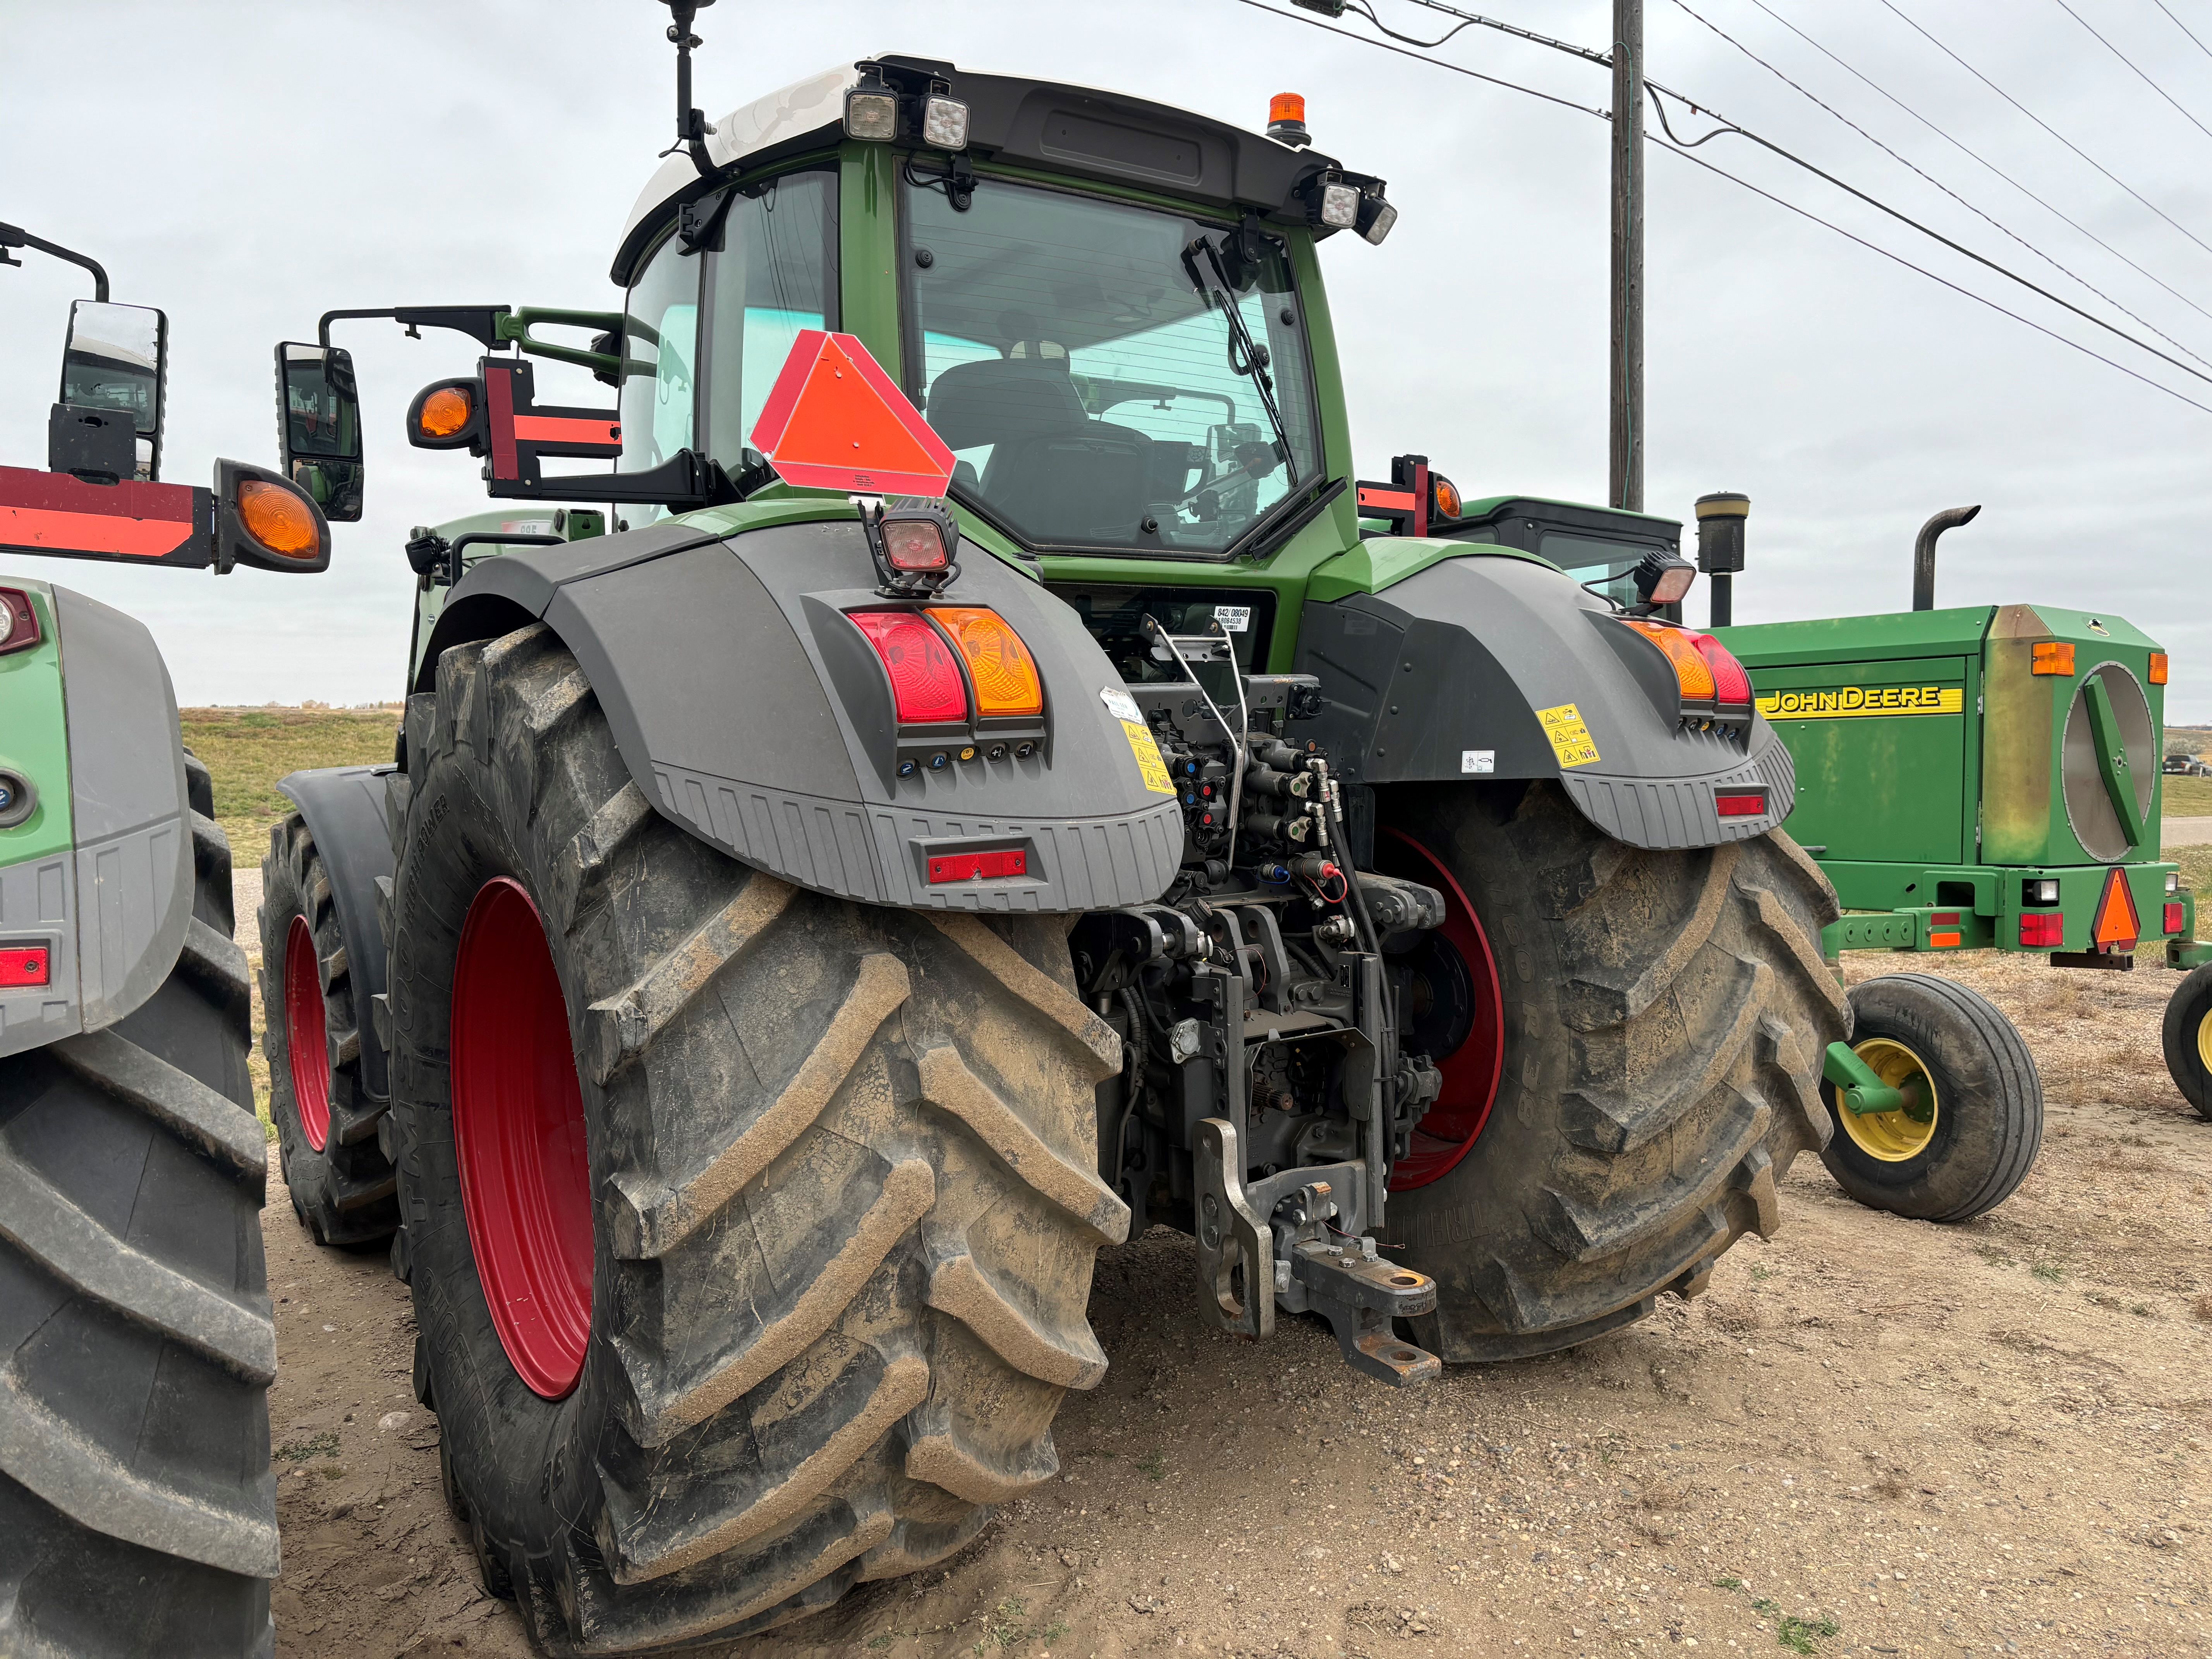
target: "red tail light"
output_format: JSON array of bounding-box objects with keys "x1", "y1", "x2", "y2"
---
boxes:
[
  {"x1": 2020, "y1": 913, "x2": 2064, "y2": 947},
  {"x1": 1715, "y1": 792, "x2": 1767, "y2": 818},
  {"x1": 1692, "y1": 633, "x2": 1753, "y2": 712},
  {"x1": 0, "y1": 588, "x2": 41, "y2": 656},
  {"x1": 928, "y1": 848, "x2": 1027, "y2": 883},
  {"x1": 2164, "y1": 901, "x2": 2185, "y2": 936},
  {"x1": 0, "y1": 945, "x2": 50, "y2": 987},
  {"x1": 851, "y1": 611, "x2": 969, "y2": 725}
]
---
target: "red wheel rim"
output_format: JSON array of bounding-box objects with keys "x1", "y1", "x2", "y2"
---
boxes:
[
  {"x1": 283, "y1": 914, "x2": 332, "y2": 1152},
  {"x1": 450, "y1": 878, "x2": 594, "y2": 1400},
  {"x1": 1377, "y1": 826, "x2": 1505, "y2": 1190}
]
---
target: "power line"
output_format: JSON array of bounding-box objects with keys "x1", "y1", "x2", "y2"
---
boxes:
[
  {"x1": 1668, "y1": 0, "x2": 2212, "y2": 371},
  {"x1": 1342, "y1": 0, "x2": 1609, "y2": 67},
  {"x1": 1652, "y1": 138, "x2": 2212, "y2": 416},
  {"x1": 2150, "y1": 0, "x2": 2212, "y2": 67},
  {"x1": 1739, "y1": 0, "x2": 2212, "y2": 331},
  {"x1": 1228, "y1": 0, "x2": 1611, "y2": 119},
  {"x1": 2050, "y1": 0, "x2": 2212, "y2": 146},
  {"x1": 1879, "y1": 0, "x2": 2212, "y2": 262}
]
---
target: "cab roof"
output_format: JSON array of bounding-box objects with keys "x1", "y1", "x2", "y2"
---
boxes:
[{"x1": 613, "y1": 55, "x2": 1344, "y2": 285}]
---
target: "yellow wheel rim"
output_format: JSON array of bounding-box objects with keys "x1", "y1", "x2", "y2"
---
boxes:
[
  {"x1": 2198, "y1": 1004, "x2": 2212, "y2": 1077},
  {"x1": 1838, "y1": 1036, "x2": 1939, "y2": 1162}
]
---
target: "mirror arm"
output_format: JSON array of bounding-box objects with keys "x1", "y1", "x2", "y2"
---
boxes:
[
  {"x1": 317, "y1": 306, "x2": 514, "y2": 349},
  {"x1": 0, "y1": 223, "x2": 109, "y2": 301},
  {"x1": 498, "y1": 308, "x2": 625, "y2": 377}
]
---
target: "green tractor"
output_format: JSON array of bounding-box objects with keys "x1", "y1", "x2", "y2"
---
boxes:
[
  {"x1": 260, "y1": 27, "x2": 1843, "y2": 1651},
  {"x1": 0, "y1": 225, "x2": 331, "y2": 1654}
]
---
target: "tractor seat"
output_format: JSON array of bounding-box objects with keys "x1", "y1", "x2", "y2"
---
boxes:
[{"x1": 926, "y1": 357, "x2": 1152, "y2": 539}]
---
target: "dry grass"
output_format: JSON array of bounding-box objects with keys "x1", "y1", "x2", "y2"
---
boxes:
[{"x1": 180, "y1": 705, "x2": 400, "y2": 859}]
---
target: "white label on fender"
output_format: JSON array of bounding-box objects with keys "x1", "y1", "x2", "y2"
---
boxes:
[
  {"x1": 1100, "y1": 686, "x2": 1141, "y2": 723},
  {"x1": 1213, "y1": 605, "x2": 1252, "y2": 633},
  {"x1": 1462, "y1": 750, "x2": 1495, "y2": 774}
]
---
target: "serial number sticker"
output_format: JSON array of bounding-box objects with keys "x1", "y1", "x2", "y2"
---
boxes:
[
  {"x1": 1213, "y1": 604, "x2": 1252, "y2": 633},
  {"x1": 1535, "y1": 703, "x2": 1601, "y2": 770},
  {"x1": 1099, "y1": 685, "x2": 1141, "y2": 723},
  {"x1": 1121, "y1": 719, "x2": 1176, "y2": 795},
  {"x1": 1461, "y1": 749, "x2": 1494, "y2": 774}
]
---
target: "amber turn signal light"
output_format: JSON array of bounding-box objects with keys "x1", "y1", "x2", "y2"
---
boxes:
[
  {"x1": 2149, "y1": 651, "x2": 2169, "y2": 685},
  {"x1": 1617, "y1": 618, "x2": 1717, "y2": 704},
  {"x1": 2031, "y1": 641, "x2": 2076, "y2": 677},
  {"x1": 417, "y1": 386, "x2": 473, "y2": 440},
  {"x1": 928, "y1": 607, "x2": 1044, "y2": 718},
  {"x1": 236, "y1": 480, "x2": 320, "y2": 558}
]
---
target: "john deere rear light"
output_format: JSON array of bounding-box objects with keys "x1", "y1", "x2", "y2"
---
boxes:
[
  {"x1": 2149, "y1": 651, "x2": 2169, "y2": 685},
  {"x1": 2168, "y1": 871, "x2": 2182, "y2": 894},
  {"x1": 2025, "y1": 879, "x2": 2060, "y2": 905},
  {"x1": 2032, "y1": 641, "x2": 2075, "y2": 676},
  {"x1": 844, "y1": 86, "x2": 899, "y2": 141},
  {"x1": 0, "y1": 587, "x2": 40, "y2": 655},
  {"x1": 235, "y1": 480, "x2": 320, "y2": 558},
  {"x1": 2020, "y1": 913, "x2": 2064, "y2": 947},
  {"x1": 0, "y1": 944, "x2": 48, "y2": 987},
  {"x1": 2165, "y1": 901, "x2": 2186, "y2": 936},
  {"x1": 850, "y1": 611, "x2": 968, "y2": 725},
  {"x1": 922, "y1": 95, "x2": 970, "y2": 150},
  {"x1": 928, "y1": 606, "x2": 1044, "y2": 718},
  {"x1": 1318, "y1": 181, "x2": 1360, "y2": 229}
]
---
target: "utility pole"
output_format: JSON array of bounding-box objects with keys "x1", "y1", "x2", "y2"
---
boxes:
[{"x1": 1609, "y1": 0, "x2": 1644, "y2": 512}]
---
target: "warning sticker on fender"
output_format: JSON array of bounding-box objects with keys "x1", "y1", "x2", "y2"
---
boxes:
[
  {"x1": 1121, "y1": 719, "x2": 1176, "y2": 795},
  {"x1": 1536, "y1": 703, "x2": 1601, "y2": 769}
]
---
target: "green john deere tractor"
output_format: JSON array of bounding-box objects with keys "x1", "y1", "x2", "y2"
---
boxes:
[
  {"x1": 0, "y1": 225, "x2": 331, "y2": 1655},
  {"x1": 258, "y1": 24, "x2": 1844, "y2": 1651}
]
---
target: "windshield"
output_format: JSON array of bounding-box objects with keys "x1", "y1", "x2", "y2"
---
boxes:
[{"x1": 902, "y1": 174, "x2": 1323, "y2": 556}]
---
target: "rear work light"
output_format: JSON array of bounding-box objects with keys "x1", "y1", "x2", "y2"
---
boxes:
[
  {"x1": 2032, "y1": 641, "x2": 2076, "y2": 676},
  {"x1": 2149, "y1": 651, "x2": 2169, "y2": 685},
  {"x1": 2020, "y1": 912, "x2": 2064, "y2": 948},
  {"x1": 851, "y1": 611, "x2": 969, "y2": 725},
  {"x1": 1715, "y1": 792, "x2": 1767, "y2": 819},
  {"x1": 2024, "y1": 878, "x2": 2060, "y2": 905},
  {"x1": 928, "y1": 848, "x2": 1027, "y2": 884},
  {"x1": 928, "y1": 607, "x2": 1043, "y2": 718},
  {"x1": 2165, "y1": 901, "x2": 2186, "y2": 936},
  {"x1": 0, "y1": 587, "x2": 41, "y2": 655},
  {"x1": 0, "y1": 945, "x2": 50, "y2": 988}
]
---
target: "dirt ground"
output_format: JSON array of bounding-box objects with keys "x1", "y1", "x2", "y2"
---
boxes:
[{"x1": 256, "y1": 944, "x2": 2212, "y2": 1659}]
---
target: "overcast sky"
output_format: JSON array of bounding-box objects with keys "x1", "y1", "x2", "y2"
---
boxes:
[{"x1": 3, "y1": 0, "x2": 2207, "y2": 717}]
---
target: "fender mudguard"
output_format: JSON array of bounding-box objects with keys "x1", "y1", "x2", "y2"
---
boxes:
[
  {"x1": 1296, "y1": 552, "x2": 1796, "y2": 850},
  {"x1": 415, "y1": 515, "x2": 1183, "y2": 912},
  {"x1": 276, "y1": 765, "x2": 396, "y2": 1104},
  {"x1": 0, "y1": 583, "x2": 191, "y2": 1058}
]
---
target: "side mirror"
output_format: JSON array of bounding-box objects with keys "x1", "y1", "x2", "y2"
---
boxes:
[
  {"x1": 275, "y1": 342, "x2": 365, "y2": 522},
  {"x1": 57, "y1": 300, "x2": 167, "y2": 481}
]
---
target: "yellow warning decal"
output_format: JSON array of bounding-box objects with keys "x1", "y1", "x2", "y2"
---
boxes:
[
  {"x1": 1758, "y1": 685, "x2": 1964, "y2": 720},
  {"x1": 1536, "y1": 702, "x2": 1601, "y2": 770},
  {"x1": 1122, "y1": 719, "x2": 1176, "y2": 795}
]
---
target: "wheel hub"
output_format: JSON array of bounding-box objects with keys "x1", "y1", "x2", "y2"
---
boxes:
[
  {"x1": 450, "y1": 878, "x2": 594, "y2": 1400},
  {"x1": 1838, "y1": 1036, "x2": 1939, "y2": 1162},
  {"x1": 283, "y1": 914, "x2": 332, "y2": 1152}
]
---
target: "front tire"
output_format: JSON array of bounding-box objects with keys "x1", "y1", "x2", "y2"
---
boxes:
[
  {"x1": 1377, "y1": 781, "x2": 1848, "y2": 1361},
  {"x1": 1818, "y1": 974, "x2": 2042, "y2": 1220},
  {"x1": 386, "y1": 625, "x2": 1125, "y2": 1652},
  {"x1": 2163, "y1": 962, "x2": 2212, "y2": 1120},
  {"x1": 0, "y1": 754, "x2": 278, "y2": 1655}
]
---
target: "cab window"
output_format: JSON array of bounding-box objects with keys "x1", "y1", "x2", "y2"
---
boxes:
[
  {"x1": 703, "y1": 169, "x2": 838, "y2": 472},
  {"x1": 618, "y1": 230, "x2": 701, "y2": 491}
]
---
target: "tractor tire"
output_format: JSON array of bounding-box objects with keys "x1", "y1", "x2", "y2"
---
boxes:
[
  {"x1": 383, "y1": 624, "x2": 1125, "y2": 1653},
  {"x1": 260, "y1": 811, "x2": 398, "y2": 1245},
  {"x1": 0, "y1": 752, "x2": 279, "y2": 1656},
  {"x1": 1376, "y1": 781, "x2": 1848, "y2": 1362},
  {"x1": 2162, "y1": 962, "x2": 2212, "y2": 1120},
  {"x1": 1818, "y1": 974, "x2": 2042, "y2": 1220}
]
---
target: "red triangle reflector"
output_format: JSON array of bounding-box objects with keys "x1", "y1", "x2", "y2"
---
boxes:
[
  {"x1": 748, "y1": 330, "x2": 955, "y2": 498},
  {"x1": 2093, "y1": 865, "x2": 2140, "y2": 950}
]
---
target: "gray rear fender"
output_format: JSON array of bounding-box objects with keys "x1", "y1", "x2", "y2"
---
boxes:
[
  {"x1": 1296, "y1": 554, "x2": 1796, "y2": 850},
  {"x1": 414, "y1": 516, "x2": 1184, "y2": 912},
  {"x1": 0, "y1": 585, "x2": 191, "y2": 1058},
  {"x1": 275, "y1": 765, "x2": 397, "y2": 1101}
]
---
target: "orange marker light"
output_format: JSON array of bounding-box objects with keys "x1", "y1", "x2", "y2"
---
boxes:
[
  {"x1": 1270, "y1": 93, "x2": 1307, "y2": 126},
  {"x1": 1432, "y1": 475, "x2": 1463, "y2": 520},
  {"x1": 236, "y1": 480, "x2": 320, "y2": 558},
  {"x1": 1618, "y1": 618, "x2": 1717, "y2": 702},
  {"x1": 2149, "y1": 651, "x2": 2169, "y2": 685},
  {"x1": 2031, "y1": 641, "x2": 2075, "y2": 676},
  {"x1": 417, "y1": 385, "x2": 474, "y2": 440},
  {"x1": 929, "y1": 607, "x2": 1044, "y2": 718}
]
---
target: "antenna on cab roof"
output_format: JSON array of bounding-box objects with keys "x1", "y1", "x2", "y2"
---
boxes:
[{"x1": 658, "y1": 0, "x2": 718, "y2": 177}]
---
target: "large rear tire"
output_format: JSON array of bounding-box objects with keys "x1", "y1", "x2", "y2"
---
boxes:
[
  {"x1": 385, "y1": 625, "x2": 1125, "y2": 1652},
  {"x1": 0, "y1": 752, "x2": 278, "y2": 1655},
  {"x1": 260, "y1": 813, "x2": 398, "y2": 1245},
  {"x1": 2163, "y1": 962, "x2": 2212, "y2": 1121},
  {"x1": 1377, "y1": 781, "x2": 1848, "y2": 1360}
]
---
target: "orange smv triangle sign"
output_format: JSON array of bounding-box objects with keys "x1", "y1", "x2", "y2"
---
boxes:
[
  {"x1": 2092, "y1": 865, "x2": 2141, "y2": 950},
  {"x1": 748, "y1": 330, "x2": 955, "y2": 498}
]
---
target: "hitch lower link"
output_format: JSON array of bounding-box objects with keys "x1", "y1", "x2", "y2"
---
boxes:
[{"x1": 1192, "y1": 1118, "x2": 1442, "y2": 1387}]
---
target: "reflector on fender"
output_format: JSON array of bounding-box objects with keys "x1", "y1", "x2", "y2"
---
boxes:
[
  {"x1": 1714, "y1": 792, "x2": 1766, "y2": 818},
  {"x1": 2093, "y1": 865, "x2": 2140, "y2": 949},
  {"x1": 2149, "y1": 651, "x2": 2169, "y2": 685},
  {"x1": 0, "y1": 945, "x2": 50, "y2": 987},
  {"x1": 928, "y1": 848, "x2": 1027, "y2": 883},
  {"x1": 927, "y1": 607, "x2": 1043, "y2": 717},
  {"x1": 850, "y1": 610, "x2": 968, "y2": 724}
]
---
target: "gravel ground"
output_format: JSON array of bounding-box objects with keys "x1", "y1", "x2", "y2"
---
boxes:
[{"x1": 250, "y1": 943, "x2": 2212, "y2": 1659}]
